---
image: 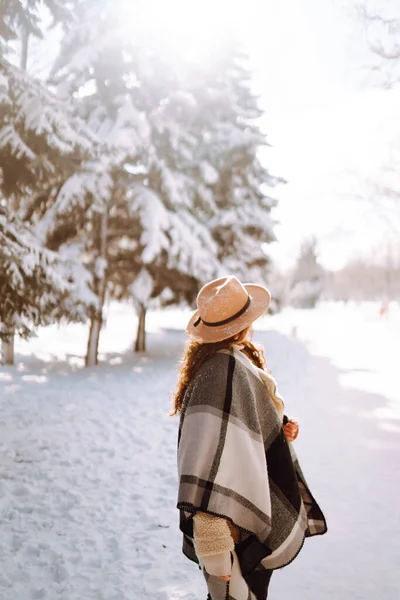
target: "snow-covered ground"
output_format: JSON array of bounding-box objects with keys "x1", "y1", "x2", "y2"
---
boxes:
[{"x1": 0, "y1": 302, "x2": 399, "y2": 600}]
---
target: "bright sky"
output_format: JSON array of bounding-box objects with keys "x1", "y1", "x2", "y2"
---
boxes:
[{"x1": 241, "y1": 0, "x2": 400, "y2": 269}]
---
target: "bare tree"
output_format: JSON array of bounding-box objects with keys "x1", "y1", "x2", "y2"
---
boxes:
[
  {"x1": 325, "y1": 241, "x2": 400, "y2": 301},
  {"x1": 358, "y1": 1, "x2": 400, "y2": 87},
  {"x1": 345, "y1": 2, "x2": 400, "y2": 235}
]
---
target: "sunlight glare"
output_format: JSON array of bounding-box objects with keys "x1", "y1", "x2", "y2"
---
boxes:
[{"x1": 120, "y1": 0, "x2": 244, "y2": 62}]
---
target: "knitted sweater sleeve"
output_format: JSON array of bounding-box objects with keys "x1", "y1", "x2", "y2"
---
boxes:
[{"x1": 193, "y1": 512, "x2": 235, "y2": 576}]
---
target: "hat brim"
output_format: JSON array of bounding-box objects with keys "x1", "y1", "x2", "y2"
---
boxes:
[{"x1": 186, "y1": 283, "x2": 271, "y2": 343}]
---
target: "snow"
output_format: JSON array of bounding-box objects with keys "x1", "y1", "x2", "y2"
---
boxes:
[
  {"x1": 130, "y1": 186, "x2": 170, "y2": 264},
  {"x1": 199, "y1": 161, "x2": 219, "y2": 186},
  {"x1": 0, "y1": 301, "x2": 399, "y2": 599},
  {"x1": 94, "y1": 257, "x2": 108, "y2": 281},
  {"x1": 0, "y1": 217, "x2": 95, "y2": 334},
  {"x1": 0, "y1": 72, "x2": 9, "y2": 90},
  {"x1": 59, "y1": 245, "x2": 97, "y2": 309},
  {"x1": 130, "y1": 268, "x2": 154, "y2": 305},
  {"x1": 0, "y1": 124, "x2": 37, "y2": 160},
  {"x1": 4, "y1": 62, "x2": 94, "y2": 154},
  {"x1": 130, "y1": 186, "x2": 218, "y2": 280}
]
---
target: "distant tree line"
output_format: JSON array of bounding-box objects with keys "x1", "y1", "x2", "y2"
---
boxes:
[
  {"x1": 325, "y1": 248, "x2": 400, "y2": 303},
  {"x1": 271, "y1": 237, "x2": 400, "y2": 309}
]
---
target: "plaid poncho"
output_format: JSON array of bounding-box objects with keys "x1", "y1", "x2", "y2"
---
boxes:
[{"x1": 177, "y1": 348, "x2": 327, "y2": 573}]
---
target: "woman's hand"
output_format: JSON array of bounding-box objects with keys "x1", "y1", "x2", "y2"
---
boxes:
[{"x1": 283, "y1": 419, "x2": 299, "y2": 442}]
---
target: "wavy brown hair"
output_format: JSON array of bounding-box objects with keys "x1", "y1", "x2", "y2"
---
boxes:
[{"x1": 171, "y1": 326, "x2": 267, "y2": 415}]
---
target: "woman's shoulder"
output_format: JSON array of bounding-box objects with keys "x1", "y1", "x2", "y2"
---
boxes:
[
  {"x1": 182, "y1": 352, "x2": 233, "y2": 411},
  {"x1": 192, "y1": 350, "x2": 232, "y2": 384},
  {"x1": 190, "y1": 349, "x2": 262, "y2": 394},
  {"x1": 221, "y1": 347, "x2": 264, "y2": 382}
]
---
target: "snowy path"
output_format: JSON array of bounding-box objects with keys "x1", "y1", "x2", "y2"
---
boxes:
[{"x1": 0, "y1": 304, "x2": 399, "y2": 599}]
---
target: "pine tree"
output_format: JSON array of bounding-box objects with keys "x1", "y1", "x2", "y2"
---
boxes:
[
  {"x1": 0, "y1": 1, "x2": 98, "y2": 364},
  {"x1": 49, "y1": 0, "x2": 150, "y2": 362},
  {"x1": 187, "y1": 40, "x2": 282, "y2": 283},
  {"x1": 51, "y1": 1, "x2": 221, "y2": 356},
  {"x1": 120, "y1": 39, "x2": 282, "y2": 347},
  {"x1": 0, "y1": 0, "x2": 74, "y2": 60},
  {"x1": 289, "y1": 238, "x2": 325, "y2": 309},
  {"x1": 0, "y1": 215, "x2": 95, "y2": 340},
  {"x1": 0, "y1": 59, "x2": 96, "y2": 211},
  {"x1": 50, "y1": 3, "x2": 282, "y2": 356}
]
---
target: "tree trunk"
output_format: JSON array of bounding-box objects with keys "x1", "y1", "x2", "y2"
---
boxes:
[
  {"x1": 134, "y1": 305, "x2": 147, "y2": 353},
  {"x1": 86, "y1": 316, "x2": 102, "y2": 367},
  {"x1": 85, "y1": 209, "x2": 108, "y2": 367},
  {"x1": 2, "y1": 27, "x2": 30, "y2": 366},
  {"x1": 1, "y1": 331, "x2": 15, "y2": 366}
]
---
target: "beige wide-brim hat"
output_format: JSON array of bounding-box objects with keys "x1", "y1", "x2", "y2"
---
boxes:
[{"x1": 186, "y1": 275, "x2": 271, "y2": 343}]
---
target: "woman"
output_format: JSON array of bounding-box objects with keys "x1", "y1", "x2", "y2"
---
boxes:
[{"x1": 173, "y1": 276, "x2": 327, "y2": 600}]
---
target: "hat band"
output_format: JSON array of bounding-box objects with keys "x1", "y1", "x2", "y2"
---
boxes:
[{"x1": 193, "y1": 295, "x2": 251, "y2": 328}]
